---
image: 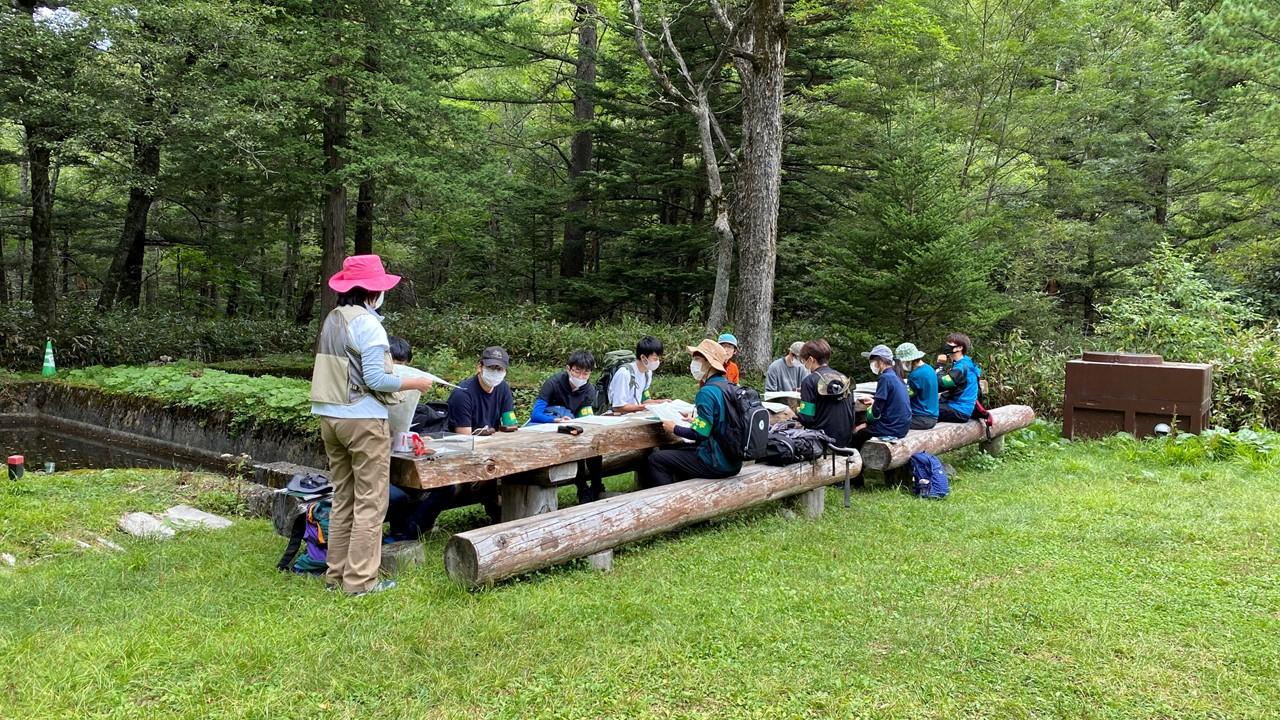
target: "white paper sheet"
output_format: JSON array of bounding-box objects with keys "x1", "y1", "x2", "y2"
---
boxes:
[
  {"x1": 574, "y1": 414, "x2": 646, "y2": 426},
  {"x1": 763, "y1": 391, "x2": 801, "y2": 402},
  {"x1": 762, "y1": 401, "x2": 790, "y2": 414}
]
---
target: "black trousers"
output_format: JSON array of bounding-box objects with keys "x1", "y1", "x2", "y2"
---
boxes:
[
  {"x1": 849, "y1": 427, "x2": 875, "y2": 450},
  {"x1": 910, "y1": 415, "x2": 938, "y2": 430},
  {"x1": 938, "y1": 407, "x2": 970, "y2": 423},
  {"x1": 574, "y1": 456, "x2": 606, "y2": 503},
  {"x1": 392, "y1": 482, "x2": 501, "y2": 540},
  {"x1": 641, "y1": 447, "x2": 736, "y2": 488}
]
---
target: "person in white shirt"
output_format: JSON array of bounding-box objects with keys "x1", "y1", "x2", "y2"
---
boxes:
[{"x1": 609, "y1": 336, "x2": 665, "y2": 413}]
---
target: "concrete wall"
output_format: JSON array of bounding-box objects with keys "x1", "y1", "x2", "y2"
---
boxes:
[{"x1": 1, "y1": 382, "x2": 325, "y2": 469}]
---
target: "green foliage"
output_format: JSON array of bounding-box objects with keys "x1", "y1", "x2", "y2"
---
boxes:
[
  {"x1": 0, "y1": 302, "x2": 313, "y2": 370},
  {"x1": 982, "y1": 329, "x2": 1082, "y2": 419},
  {"x1": 62, "y1": 364, "x2": 317, "y2": 436}
]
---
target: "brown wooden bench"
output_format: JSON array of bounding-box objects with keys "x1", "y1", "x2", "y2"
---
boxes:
[
  {"x1": 860, "y1": 404, "x2": 1036, "y2": 473},
  {"x1": 444, "y1": 452, "x2": 863, "y2": 588}
]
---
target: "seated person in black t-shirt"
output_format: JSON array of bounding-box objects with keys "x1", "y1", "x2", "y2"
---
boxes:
[
  {"x1": 796, "y1": 339, "x2": 855, "y2": 446},
  {"x1": 395, "y1": 346, "x2": 516, "y2": 539},
  {"x1": 530, "y1": 350, "x2": 606, "y2": 503}
]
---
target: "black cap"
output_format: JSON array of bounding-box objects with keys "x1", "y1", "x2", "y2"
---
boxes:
[{"x1": 479, "y1": 346, "x2": 510, "y2": 369}]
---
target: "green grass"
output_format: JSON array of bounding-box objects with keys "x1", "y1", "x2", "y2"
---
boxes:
[{"x1": 2, "y1": 434, "x2": 1279, "y2": 718}]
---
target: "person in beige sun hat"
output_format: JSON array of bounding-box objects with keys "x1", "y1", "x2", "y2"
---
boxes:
[{"x1": 638, "y1": 339, "x2": 742, "y2": 488}]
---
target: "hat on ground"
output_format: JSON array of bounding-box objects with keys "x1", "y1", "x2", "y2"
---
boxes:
[
  {"x1": 717, "y1": 333, "x2": 739, "y2": 347},
  {"x1": 687, "y1": 339, "x2": 727, "y2": 373},
  {"x1": 861, "y1": 344, "x2": 895, "y2": 362},
  {"x1": 895, "y1": 342, "x2": 925, "y2": 362},
  {"x1": 788, "y1": 341, "x2": 804, "y2": 356},
  {"x1": 285, "y1": 472, "x2": 332, "y2": 496},
  {"x1": 327, "y1": 255, "x2": 401, "y2": 293},
  {"x1": 479, "y1": 346, "x2": 510, "y2": 369}
]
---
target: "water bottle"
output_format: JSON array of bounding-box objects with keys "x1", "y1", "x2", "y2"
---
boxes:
[{"x1": 7, "y1": 455, "x2": 24, "y2": 482}]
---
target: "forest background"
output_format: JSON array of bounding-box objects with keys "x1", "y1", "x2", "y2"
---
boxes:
[{"x1": 1, "y1": 0, "x2": 1277, "y2": 427}]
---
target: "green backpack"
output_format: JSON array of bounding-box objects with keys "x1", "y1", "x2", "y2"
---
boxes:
[{"x1": 593, "y1": 350, "x2": 637, "y2": 414}]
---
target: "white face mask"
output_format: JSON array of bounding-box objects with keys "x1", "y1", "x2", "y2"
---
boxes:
[
  {"x1": 568, "y1": 375, "x2": 588, "y2": 389},
  {"x1": 481, "y1": 369, "x2": 506, "y2": 387},
  {"x1": 869, "y1": 362, "x2": 881, "y2": 376},
  {"x1": 370, "y1": 292, "x2": 385, "y2": 310},
  {"x1": 689, "y1": 360, "x2": 704, "y2": 380},
  {"x1": 645, "y1": 358, "x2": 660, "y2": 372}
]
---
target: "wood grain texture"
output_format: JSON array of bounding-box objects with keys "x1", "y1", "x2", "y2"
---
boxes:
[
  {"x1": 445, "y1": 454, "x2": 861, "y2": 588},
  {"x1": 861, "y1": 405, "x2": 1035, "y2": 471},
  {"x1": 392, "y1": 417, "x2": 670, "y2": 490}
]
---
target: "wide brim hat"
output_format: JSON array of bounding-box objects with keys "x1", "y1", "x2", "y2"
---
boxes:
[
  {"x1": 895, "y1": 342, "x2": 925, "y2": 362},
  {"x1": 687, "y1": 339, "x2": 727, "y2": 373},
  {"x1": 328, "y1": 254, "x2": 401, "y2": 293}
]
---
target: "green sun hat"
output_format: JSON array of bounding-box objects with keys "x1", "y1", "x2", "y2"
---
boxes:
[{"x1": 895, "y1": 342, "x2": 925, "y2": 362}]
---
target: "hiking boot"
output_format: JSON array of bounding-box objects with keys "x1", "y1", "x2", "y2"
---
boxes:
[{"x1": 346, "y1": 579, "x2": 397, "y2": 597}]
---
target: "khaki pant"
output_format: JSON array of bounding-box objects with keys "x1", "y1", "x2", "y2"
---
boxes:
[{"x1": 320, "y1": 417, "x2": 390, "y2": 593}]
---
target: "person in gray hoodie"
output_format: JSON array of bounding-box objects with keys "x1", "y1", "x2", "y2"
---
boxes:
[{"x1": 765, "y1": 341, "x2": 808, "y2": 392}]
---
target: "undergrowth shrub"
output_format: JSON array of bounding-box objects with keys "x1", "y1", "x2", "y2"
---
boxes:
[{"x1": 0, "y1": 302, "x2": 313, "y2": 370}]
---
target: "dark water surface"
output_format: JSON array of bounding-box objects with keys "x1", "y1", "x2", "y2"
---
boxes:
[{"x1": 1, "y1": 420, "x2": 210, "y2": 472}]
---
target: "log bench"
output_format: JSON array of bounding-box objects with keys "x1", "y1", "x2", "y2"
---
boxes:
[
  {"x1": 860, "y1": 404, "x2": 1036, "y2": 473},
  {"x1": 444, "y1": 452, "x2": 863, "y2": 588}
]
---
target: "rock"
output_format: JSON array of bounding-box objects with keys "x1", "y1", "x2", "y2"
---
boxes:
[
  {"x1": 160, "y1": 505, "x2": 232, "y2": 530},
  {"x1": 119, "y1": 512, "x2": 176, "y2": 540},
  {"x1": 1, "y1": 553, "x2": 15, "y2": 567},
  {"x1": 239, "y1": 482, "x2": 276, "y2": 519},
  {"x1": 587, "y1": 549, "x2": 613, "y2": 572},
  {"x1": 95, "y1": 536, "x2": 123, "y2": 552},
  {"x1": 272, "y1": 491, "x2": 306, "y2": 537},
  {"x1": 380, "y1": 541, "x2": 425, "y2": 576}
]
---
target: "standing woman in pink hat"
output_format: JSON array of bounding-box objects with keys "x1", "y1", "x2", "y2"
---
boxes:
[{"x1": 310, "y1": 255, "x2": 433, "y2": 596}]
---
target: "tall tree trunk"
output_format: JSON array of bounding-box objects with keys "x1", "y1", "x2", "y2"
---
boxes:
[
  {"x1": 0, "y1": 222, "x2": 8, "y2": 305},
  {"x1": 25, "y1": 126, "x2": 57, "y2": 328},
  {"x1": 699, "y1": 102, "x2": 733, "y2": 334},
  {"x1": 729, "y1": 0, "x2": 787, "y2": 372},
  {"x1": 560, "y1": 1, "x2": 597, "y2": 283},
  {"x1": 98, "y1": 142, "x2": 160, "y2": 311},
  {"x1": 354, "y1": 175, "x2": 374, "y2": 255},
  {"x1": 281, "y1": 207, "x2": 302, "y2": 316},
  {"x1": 319, "y1": 70, "x2": 348, "y2": 318}
]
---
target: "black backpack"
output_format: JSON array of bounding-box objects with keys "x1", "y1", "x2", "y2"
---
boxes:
[
  {"x1": 707, "y1": 377, "x2": 769, "y2": 462},
  {"x1": 411, "y1": 401, "x2": 450, "y2": 435},
  {"x1": 763, "y1": 422, "x2": 834, "y2": 466},
  {"x1": 593, "y1": 350, "x2": 638, "y2": 414}
]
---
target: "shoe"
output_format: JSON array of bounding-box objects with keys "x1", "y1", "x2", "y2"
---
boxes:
[{"x1": 346, "y1": 579, "x2": 397, "y2": 597}]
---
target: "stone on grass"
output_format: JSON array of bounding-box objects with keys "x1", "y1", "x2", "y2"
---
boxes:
[
  {"x1": 96, "y1": 536, "x2": 124, "y2": 552},
  {"x1": 1, "y1": 553, "x2": 15, "y2": 567},
  {"x1": 380, "y1": 541, "x2": 425, "y2": 577},
  {"x1": 160, "y1": 505, "x2": 232, "y2": 531},
  {"x1": 119, "y1": 512, "x2": 176, "y2": 540}
]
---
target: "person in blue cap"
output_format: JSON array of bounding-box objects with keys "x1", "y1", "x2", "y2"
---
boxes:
[
  {"x1": 849, "y1": 344, "x2": 911, "y2": 449},
  {"x1": 717, "y1": 333, "x2": 741, "y2": 384}
]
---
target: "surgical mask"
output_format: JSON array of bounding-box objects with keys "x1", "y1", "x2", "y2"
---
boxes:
[
  {"x1": 568, "y1": 375, "x2": 588, "y2": 389},
  {"x1": 784, "y1": 356, "x2": 794, "y2": 367},
  {"x1": 645, "y1": 358, "x2": 661, "y2": 372},
  {"x1": 869, "y1": 362, "x2": 881, "y2": 376},
  {"x1": 689, "y1": 360, "x2": 704, "y2": 380},
  {"x1": 482, "y1": 369, "x2": 506, "y2": 387},
  {"x1": 370, "y1": 292, "x2": 385, "y2": 310}
]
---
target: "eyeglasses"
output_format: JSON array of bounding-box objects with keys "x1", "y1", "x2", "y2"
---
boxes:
[{"x1": 567, "y1": 367, "x2": 592, "y2": 380}]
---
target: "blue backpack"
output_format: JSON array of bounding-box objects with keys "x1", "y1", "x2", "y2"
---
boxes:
[{"x1": 908, "y1": 452, "x2": 949, "y2": 499}]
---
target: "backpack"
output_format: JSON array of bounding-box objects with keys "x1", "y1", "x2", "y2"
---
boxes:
[
  {"x1": 908, "y1": 452, "x2": 949, "y2": 499},
  {"x1": 763, "y1": 422, "x2": 834, "y2": 466},
  {"x1": 411, "y1": 401, "x2": 450, "y2": 435},
  {"x1": 593, "y1": 350, "x2": 637, "y2": 414},
  {"x1": 276, "y1": 499, "x2": 331, "y2": 574},
  {"x1": 707, "y1": 377, "x2": 770, "y2": 462}
]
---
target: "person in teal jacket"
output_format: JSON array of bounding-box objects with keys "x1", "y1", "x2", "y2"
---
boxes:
[
  {"x1": 895, "y1": 342, "x2": 938, "y2": 429},
  {"x1": 935, "y1": 332, "x2": 983, "y2": 423}
]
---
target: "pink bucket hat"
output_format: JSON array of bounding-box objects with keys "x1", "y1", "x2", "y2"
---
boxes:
[{"x1": 327, "y1": 255, "x2": 401, "y2": 293}]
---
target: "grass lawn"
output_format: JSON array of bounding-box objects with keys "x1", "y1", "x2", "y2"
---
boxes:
[{"x1": 1, "y1": 430, "x2": 1278, "y2": 718}]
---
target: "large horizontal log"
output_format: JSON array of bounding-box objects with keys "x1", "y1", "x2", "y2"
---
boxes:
[
  {"x1": 391, "y1": 416, "x2": 668, "y2": 490},
  {"x1": 861, "y1": 405, "x2": 1036, "y2": 471},
  {"x1": 445, "y1": 453, "x2": 862, "y2": 588}
]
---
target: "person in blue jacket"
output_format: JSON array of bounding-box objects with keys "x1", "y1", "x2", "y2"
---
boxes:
[
  {"x1": 849, "y1": 344, "x2": 911, "y2": 450},
  {"x1": 935, "y1": 333, "x2": 983, "y2": 423},
  {"x1": 895, "y1": 342, "x2": 939, "y2": 430},
  {"x1": 529, "y1": 350, "x2": 606, "y2": 503},
  {"x1": 640, "y1": 339, "x2": 743, "y2": 487}
]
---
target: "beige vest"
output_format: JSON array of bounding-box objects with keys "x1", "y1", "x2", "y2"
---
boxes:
[{"x1": 310, "y1": 305, "x2": 403, "y2": 407}]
